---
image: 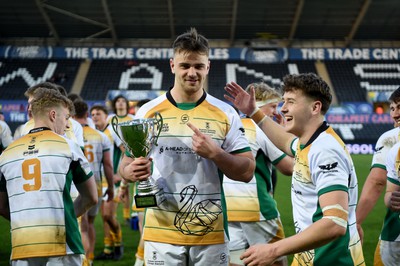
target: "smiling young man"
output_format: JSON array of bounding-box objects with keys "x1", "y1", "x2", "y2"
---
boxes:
[
  {"x1": 356, "y1": 86, "x2": 400, "y2": 265},
  {"x1": 224, "y1": 73, "x2": 365, "y2": 266},
  {"x1": 118, "y1": 27, "x2": 255, "y2": 265}
]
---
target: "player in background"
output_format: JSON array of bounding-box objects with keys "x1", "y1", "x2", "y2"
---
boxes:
[
  {"x1": 73, "y1": 100, "x2": 114, "y2": 265},
  {"x1": 0, "y1": 88, "x2": 97, "y2": 265},
  {"x1": 90, "y1": 104, "x2": 125, "y2": 261},
  {"x1": 223, "y1": 82, "x2": 293, "y2": 266},
  {"x1": 107, "y1": 95, "x2": 135, "y2": 223},
  {"x1": 356, "y1": 86, "x2": 400, "y2": 265},
  {"x1": 0, "y1": 119, "x2": 13, "y2": 154}
]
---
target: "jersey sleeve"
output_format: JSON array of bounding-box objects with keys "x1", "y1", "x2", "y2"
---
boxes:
[
  {"x1": 69, "y1": 140, "x2": 93, "y2": 184},
  {"x1": 290, "y1": 138, "x2": 299, "y2": 156},
  {"x1": 372, "y1": 129, "x2": 398, "y2": 170},
  {"x1": 101, "y1": 131, "x2": 112, "y2": 152},
  {"x1": 72, "y1": 119, "x2": 85, "y2": 148},
  {"x1": 310, "y1": 140, "x2": 351, "y2": 195},
  {"x1": 222, "y1": 107, "x2": 251, "y2": 154},
  {"x1": 0, "y1": 121, "x2": 13, "y2": 150},
  {"x1": 386, "y1": 142, "x2": 400, "y2": 185},
  {"x1": 107, "y1": 124, "x2": 122, "y2": 147}
]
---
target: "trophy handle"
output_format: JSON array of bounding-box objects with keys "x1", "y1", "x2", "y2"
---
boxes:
[
  {"x1": 154, "y1": 112, "x2": 163, "y2": 146},
  {"x1": 111, "y1": 116, "x2": 122, "y2": 140}
]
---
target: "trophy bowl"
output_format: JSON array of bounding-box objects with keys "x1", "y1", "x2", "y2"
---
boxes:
[{"x1": 112, "y1": 112, "x2": 165, "y2": 208}]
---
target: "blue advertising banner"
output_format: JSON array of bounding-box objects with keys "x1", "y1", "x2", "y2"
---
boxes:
[{"x1": 1, "y1": 46, "x2": 400, "y2": 61}]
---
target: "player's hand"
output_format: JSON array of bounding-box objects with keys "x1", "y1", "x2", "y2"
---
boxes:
[
  {"x1": 388, "y1": 191, "x2": 400, "y2": 212},
  {"x1": 104, "y1": 187, "x2": 114, "y2": 202},
  {"x1": 356, "y1": 223, "x2": 364, "y2": 245},
  {"x1": 274, "y1": 111, "x2": 286, "y2": 127},
  {"x1": 121, "y1": 157, "x2": 152, "y2": 183},
  {"x1": 187, "y1": 122, "x2": 222, "y2": 160},
  {"x1": 224, "y1": 82, "x2": 257, "y2": 116},
  {"x1": 241, "y1": 243, "x2": 278, "y2": 266}
]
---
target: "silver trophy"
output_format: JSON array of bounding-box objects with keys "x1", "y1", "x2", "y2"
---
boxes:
[{"x1": 112, "y1": 112, "x2": 164, "y2": 208}]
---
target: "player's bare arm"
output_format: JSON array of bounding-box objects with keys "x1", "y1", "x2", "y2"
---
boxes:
[
  {"x1": 74, "y1": 176, "x2": 98, "y2": 217},
  {"x1": 224, "y1": 82, "x2": 295, "y2": 155},
  {"x1": 241, "y1": 190, "x2": 348, "y2": 266}
]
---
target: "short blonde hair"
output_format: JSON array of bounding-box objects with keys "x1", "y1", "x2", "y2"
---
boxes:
[
  {"x1": 245, "y1": 82, "x2": 281, "y2": 104},
  {"x1": 31, "y1": 88, "x2": 74, "y2": 118}
]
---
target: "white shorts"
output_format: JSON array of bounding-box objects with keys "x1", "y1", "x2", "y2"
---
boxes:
[
  {"x1": 228, "y1": 219, "x2": 286, "y2": 265},
  {"x1": 12, "y1": 254, "x2": 82, "y2": 266},
  {"x1": 228, "y1": 218, "x2": 285, "y2": 251},
  {"x1": 375, "y1": 239, "x2": 400, "y2": 265},
  {"x1": 144, "y1": 241, "x2": 229, "y2": 266}
]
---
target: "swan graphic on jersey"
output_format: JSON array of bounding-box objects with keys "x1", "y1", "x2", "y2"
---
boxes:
[{"x1": 174, "y1": 185, "x2": 222, "y2": 236}]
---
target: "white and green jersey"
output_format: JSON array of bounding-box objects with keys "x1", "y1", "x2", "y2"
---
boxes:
[
  {"x1": 223, "y1": 118, "x2": 286, "y2": 222},
  {"x1": 135, "y1": 90, "x2": 251, "y2": 246},
  {"x1": 289, "y1": 122, "x2": 364, "y2": 265},
  {"x1": 107, "y1": 114, "x2": 134, "y2": 172},
  {"x1": 0, "y1": 120, "x2": 13, "y2": 153},
  {"x1": 82, "y1": 125, "x2": 111, "y2": 196},
  {"x1": 100, "y1": 124, "x2": 122, "y2": 187},
  {"x1": 0, "y1": 127, "x2": 93, "y2": 260},
  {"x1": 382, "y1": 141, "x2": 400, "y2": 242},
  {"x1": 371, "y1": 127, "x2": 400, "y2": 170},
  {"x1": 18, "y1": 118, "x2": 85, "y2": 148}
]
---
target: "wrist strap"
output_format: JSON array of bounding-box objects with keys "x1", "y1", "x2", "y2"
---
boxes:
[
  {"x1": 249, "y1": 107, "x2": 260, "y2": 117},
  {"x1": 250, "y1": 109, "x2": 266, "y2": 125}
]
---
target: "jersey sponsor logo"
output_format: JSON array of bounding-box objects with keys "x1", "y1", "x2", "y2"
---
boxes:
[
  {"x1": 158, "y1": 145, "x2": 194, "y2": 155},
  {"x1": 148, "y1": 251, "x2": 164, "y2": 265},
  {"x1": 374, "y1": 145, "x2": 384, "y2": 153},
  {"x1": 181, "y1": 114, "x2": 189, "y2": 123},
  {"x1": 239, "y1": 127, "x2": 245, "y2": 135},
  {"x1": 318, "y1": 162, "x2": 338, "y2": 172},
  {"x1": 291, "y1": 184, "x2": 302, "y2": 195},
  {"x1": 174, "y1": 185, "x2": 222, "y2": 236},
  {"x1": 199, "y1": 122, "x2": 216, "y2": 135},
  {"x1": 161, "y1": 123, "x2": 169, "y2": 132},
  {"x1": 220, "y1": 252, "x2": 228, "y2": 264}
]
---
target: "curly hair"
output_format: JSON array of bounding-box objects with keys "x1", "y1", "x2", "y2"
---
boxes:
[
  {"x1": 172, "y1": 27, "x2": 209, "y2": 56},
  {"x1": 282, "y1": 73, "x2": 332, "y2": 115},
  {"x1": 388, "y1": 87, "x2": 400, "y2": 104},
  {"x1": 111, "y1": 95, "x2": 129, "y2": 115},
  {"x1": 30, "y1": 88, "x2": 74, "y2": 118},
  {"x1": 245, "y1": 82, "x2": 282, "y2": 104}
]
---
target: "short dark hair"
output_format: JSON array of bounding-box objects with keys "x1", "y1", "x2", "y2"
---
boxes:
[
  {"x1": 73, "y1": 100, "x2": 88, "y2": 118},
  {"x1": 111, "y1": 95, "x2": 129, "y2": 114},
  {"x1": 282, "y1": 73, "x2": 332, "y2": 115},
  {"x1": 388, "y1": 87, "x2": 400, "y2": 104},
  {"x1": 172, "y1": 27, "x2": 209, "y2": 56},
  {"x1": 68, "y1": 93, "x2": 83, "y2": 102},
  {"x1": 90, "y1": 104, "x2": 108, "y2": 115}
]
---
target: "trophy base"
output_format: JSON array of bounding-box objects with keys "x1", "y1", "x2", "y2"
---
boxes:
[{"x1": 134, "y1": 188, "x2": 165, "y2": 208}]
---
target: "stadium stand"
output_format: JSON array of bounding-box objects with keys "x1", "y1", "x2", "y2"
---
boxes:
[
  {"x1": 325, "y1": 60, "x2": 400, "y2": 102},
  {"x1": 0, "y1": 59, "x2": 81, "y2": 99},
  {"x1": 331, "y1": 123, "x2": 393, "y2": 144},
  {"x1": 81, "y1": 60, "x2": 174, "y2": 100},
  {"x1": 207, "y1": 60, "x2": 317, "y2": 100}
]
